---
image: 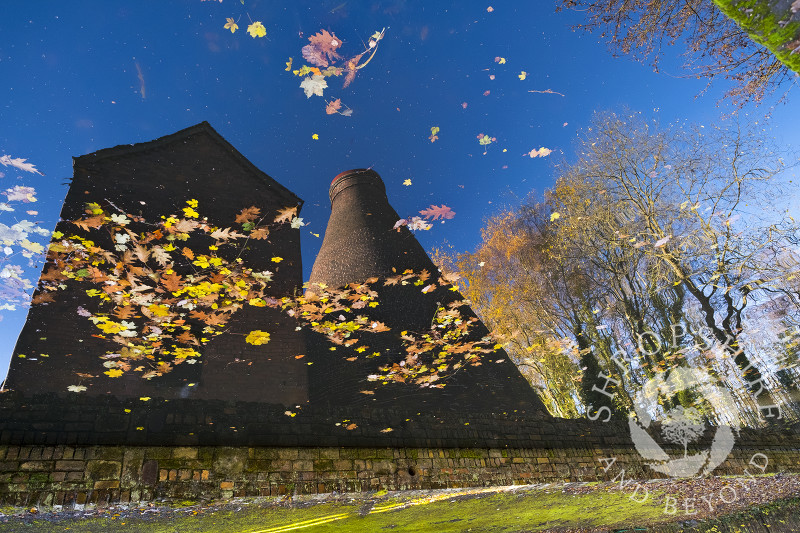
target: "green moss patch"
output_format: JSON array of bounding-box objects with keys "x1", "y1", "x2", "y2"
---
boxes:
[{"x1": 713, "y1": 0, "x2": 800, "y2": 74}]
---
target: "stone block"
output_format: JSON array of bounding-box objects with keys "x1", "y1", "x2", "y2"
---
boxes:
[
  {"x1": 173, "y1": 447, "x2": 198, "y2": 460},
  {"x1": 292, "y1": 460, "x2": 313, "y2": 471},
  {"x1": 54, "y1": 460, "x2": 84, "y2": 471},
  {"x1": 86, "y1": 460, "x2": 121, "y2": 480},
  {"x1": 94, "y1": 480, "x2": 120, "y2": 490},
  {"x1": 276, "y1": 449, "x2": 299, "y2": 460},
  {"x1": 20, "y1": 461, "x2": 51, "y2": 471}
]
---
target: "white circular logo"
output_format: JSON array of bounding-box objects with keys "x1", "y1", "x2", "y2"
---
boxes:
[{"x1": 629, "y1": 367, "x2": 739, "y2": 477}]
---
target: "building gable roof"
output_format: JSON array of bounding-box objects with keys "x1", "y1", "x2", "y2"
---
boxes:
[{"x1": 72, "y1": 121, "x2": 301, "y2": 207}]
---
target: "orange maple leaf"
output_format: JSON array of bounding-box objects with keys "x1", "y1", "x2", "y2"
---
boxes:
[
  {"x1": 326, "y1": 98, "x2": 342, "y2": 115},
  {"x1": 181, "y1": 247, "x2": 195, "y2": 260}
]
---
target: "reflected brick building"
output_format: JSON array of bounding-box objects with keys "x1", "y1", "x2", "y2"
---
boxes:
[{"x1": 5, "y1": 123, "x2": 547, "y2": 418}]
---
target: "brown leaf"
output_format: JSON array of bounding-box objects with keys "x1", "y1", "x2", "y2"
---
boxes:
[
  {"x1": 345, "y1": 423, "x2": 357, "y2": 430},
  {"x1": 326, "y1": 98, "x2": 342, "y2": 115},
  {"x1": 210, "y1": 227, "x2": 246, "y2": 241},
  {"x1": 249, "y1": 227, "x2": 270, "y2": 240},
  {"x1": 31, "y1": 292, "x2": 55, "y2": 304},
  {"x1": 307, "y1": 30, "x2": 342, "y2": 63},
  {"x1": 133, "y1": 243, "x2": 150, "y2": 263},
  {"x1": 72, "y1": 215, "x2": 105, "y2": 231},
  {"x1": 181, "y1": 247, "x2": 195, "y2": 260},
  {"x1": 275, "y1": 206, "x2": 298, "y2": 223},
  {"x1": 172, "y1": 219, "x2": 199, "y2": 233},
  {"x1": 40, "y1": 267, "x2": 67, "y2": 282},
  {"x1": 161, "y1": 272, "x2": 183, "y2": 293},
  {"x1": 114, "y1": 305, "x2": 137, "y2": 319},
  {"x1": 235, "y1": 206, "x2": 261, "y2": 224},
  {"x1": 176, "y1": 331, "x2": 199, "y2": 345}
]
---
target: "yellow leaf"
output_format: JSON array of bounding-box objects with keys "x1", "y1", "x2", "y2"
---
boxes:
[
  {"x1": 139, "y1": 397, "x2": 151, "y2": 401},
  {"x1": 271, "y1": 256, "x2": 283, "y2": 263},
  {"x1": 403, "y1": 179, "x2": 412, "y2": 186},
  {"x1": 550, "y1": 212, "x2": 560, "y2": 221},
  {"x1": 247, "y1": 21, "x2": 266, "y2": 38},
  {"x1": 224, "y1": 17, "x2": 238, "y2": 33},
  {"x1": 104, "y1": 368, "x2": 124, "y2": 378},
  {"x1": 312, "y1": 133, "x2": 319, "y2": 140},
  {"x1": 518, "y1": 71, "x2": 527, "y2": 80},
  {"x1": 245, "y1": 330, "x2": 271, "y2": 345},
  {"x1": 285, "y1": 57, "x2": 293, "y2": 71}
]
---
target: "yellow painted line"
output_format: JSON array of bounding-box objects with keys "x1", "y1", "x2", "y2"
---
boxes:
[
  {"x1": 246, "y1": 485, "x2": 524, "y2": 533},
  {"x1": 247, "y1": 512, "x2": 350, "y2": 533}
]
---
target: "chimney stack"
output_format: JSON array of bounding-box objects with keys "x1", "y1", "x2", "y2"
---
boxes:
[
  {"x1": 306, "y1": 169, "x2": 549, "y2": 415},
  {"x1": 309, "y1": 168, "x2": 437, "y2": 287}
]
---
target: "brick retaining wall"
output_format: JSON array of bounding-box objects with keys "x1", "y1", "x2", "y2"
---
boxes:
[
  {"x1": 0, "y1": 443, "x2": 798, "y2": 509},
  {"x1": 0, "y1": 392, "x2": 799, "y2": 508}
]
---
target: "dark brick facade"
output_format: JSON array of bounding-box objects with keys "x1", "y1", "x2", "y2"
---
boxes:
[
  {"x1": 5, "y1": 122, "x2": 308, "y2": 404},
  {"x1": 5, "y1": 135, "x2": 548, "y2": 422}
]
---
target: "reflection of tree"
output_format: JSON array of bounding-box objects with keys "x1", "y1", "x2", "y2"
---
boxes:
[
  {"x1": 556, "y1": 0, "x2": 795, "y2": 106},
  {"x1": 437, "y1": 110, "x2": 799, "y2": 425},
  {"x1": 662, "y1": 406, "x2": 705, "y2": 458}
]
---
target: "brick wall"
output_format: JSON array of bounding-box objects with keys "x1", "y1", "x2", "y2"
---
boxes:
[
  {"x1": 0, "y1": 391, "x2": 798, "y2": 508},
  {"x1": 0, "y1": 442, "x2": 798, "y2": 509}
]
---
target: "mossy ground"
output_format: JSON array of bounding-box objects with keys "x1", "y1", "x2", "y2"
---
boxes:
[
  {"x1": 0, "y1": 486, "x2": 692, "y2": 533},
  {"x1": 3, "y1": 476, "x2": 799, "y2": 532}
]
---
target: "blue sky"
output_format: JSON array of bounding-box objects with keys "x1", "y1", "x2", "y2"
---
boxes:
[{"x1": 1, "y1": 1, "x2": 798, "y2": 383}]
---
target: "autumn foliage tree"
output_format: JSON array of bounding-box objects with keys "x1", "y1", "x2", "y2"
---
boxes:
[{"x1": 440, "y1": 110, "x2": 799, "y2": 425}]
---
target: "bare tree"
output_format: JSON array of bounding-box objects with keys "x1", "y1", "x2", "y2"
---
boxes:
[{"x1": 556, "y1": 0, "x2": 796, "y2": 106}]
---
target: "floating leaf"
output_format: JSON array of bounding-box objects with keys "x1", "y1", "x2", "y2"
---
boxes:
[
  {"x1": 325, "y1": 98, "x2": 342, "y2": 115},
  {"x1": 245, "y1": 330, "x2": 271, "y2": 345},
  {"x1": 419, "y1": 205, "x2": 455, "y2": 220},
  {"x1": 224, "y1": 17, "x2": 238, "y2": 33},
  {"x1": 0, "y1": 155, "x2": 43, "y2": 175},
  {"x1": 527, "y1": 147, "x2": 553, "y2": 158},
  {"x1": 300, "y1": 75, "x2": 327, "y2": 98},
  {"x1": 247, "y1": 21, "x2": 266, "y2": 38}
]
